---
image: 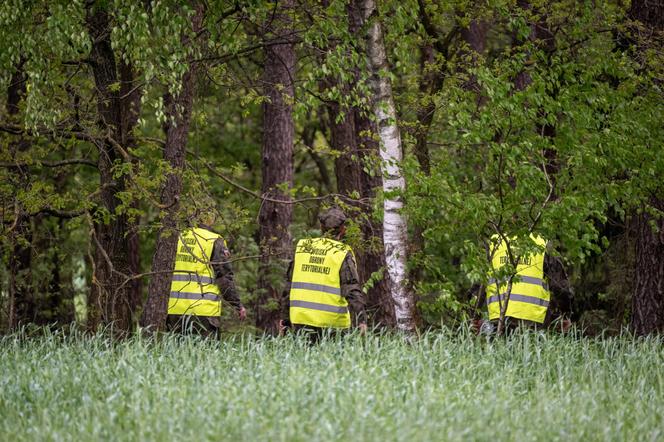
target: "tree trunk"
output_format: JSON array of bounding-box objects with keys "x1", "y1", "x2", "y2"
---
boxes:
[
  {"x1": 5, "y1": 65, "x2": 34, "y2": 330},
  {"x1": 256, "y1": 0, "x2": 295, "y2": 334},
  {"x1": 86, "y1": 7, "x2": 135, "y2": 334},
  {"x1": 346, "y1": 0, "x2": 395, "y2": 327},
  {"x1": 141, "y1": 5, "x2": 203, "y2": 332},
  {"x1": 302, "y1": 120, "x2": 333, "y2": 195},
  {"x1": 120, "y1": 61, "x2": 144, "y2": 320},
  {"x1": 320, "y1": 1, "x2": 361, "y2": 196},
  {"x1": 361, "y1": 0, "x2": 416, "y2": 332},
  {"x1": 46, "y1": 217, "x2": 76, "y2": 325},
  {"x1": 459, "y1": 20, "x2": 489, "y2": 105},
  {"x1": 410, "y1": 42, "x2": 442, "y2": 287},
  {"x1": 631, "y1": 199, "x2": 664, "y2": 335},
  {"x1": 327, "y1": 89, "x2": 362, "y2": 195},
  {"x1": 413, "y1": 43, "x2": 442, "y2": 176},
  {"x1": 629, "y1": 0, "x2": 664, "y2": 335}
]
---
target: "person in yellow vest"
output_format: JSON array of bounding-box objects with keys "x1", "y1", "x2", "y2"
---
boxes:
[
  {"x1": 167, "y1": 217, "x2": 246, "y2": 336},
  {"x1": 280, "y1": 207, "x2": 367, "y2": 340},
  {"x1": 483, "y1": 235, "x2": 550, "y2": 333}
]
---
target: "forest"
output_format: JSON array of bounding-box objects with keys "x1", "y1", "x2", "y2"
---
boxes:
[{"x1": 0, "y1": 0, "x2": 663, "y2": 337}]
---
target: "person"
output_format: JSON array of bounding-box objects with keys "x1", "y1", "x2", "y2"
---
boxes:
[
  {"x1": 280, "y1": 207, "x2": 367, "y2": 340},
  {"x1": 167, "y1": 213, "x2": 246, "y2": 337},
  {"x1": 480, "y1": 234, "x2": 574, "y2": 334}
]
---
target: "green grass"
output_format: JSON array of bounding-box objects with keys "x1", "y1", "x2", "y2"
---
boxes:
[{"x1": 1, "y1": 329, "x2": 662, "y2": 442}]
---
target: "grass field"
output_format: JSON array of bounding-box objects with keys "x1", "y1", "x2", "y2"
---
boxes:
[{"x1": 1, "y1": 329, "x2": 662, "y2": 442}]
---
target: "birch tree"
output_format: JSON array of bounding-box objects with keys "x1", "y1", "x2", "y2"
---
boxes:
[{"x1": 360, "y1": 0, "x2": 416, "y2": 332}]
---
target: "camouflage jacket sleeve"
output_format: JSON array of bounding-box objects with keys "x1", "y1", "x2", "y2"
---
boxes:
[
  {"x1": 210, "y1": 238, "x2": 243, "y2": 310},
  {"x1": 340, "y1": 253, "x2": 367, "y2": 326},
  {"x1": 543, "y1": 253, "x2": 572, "y2": 320},
  {"x1": 281, "y1": 260, "x2": 294, "y2": 322}
]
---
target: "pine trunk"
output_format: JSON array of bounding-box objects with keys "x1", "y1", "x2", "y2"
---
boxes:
[
  {"x1": 141, "y1": 8, "x2": 202, "y2": 332},
  {"x1": 628, "y1": 0, "x2": 664, "y2": 335},
  {"x1": 631, "y1": 200, "x2": 664, "y2": 335},
  {"x1": 329, "y1": 99, "x2": 362, "y2": 195},
  {"x1": 256, "y1": 0, "x2": 295, "y2": 334}
]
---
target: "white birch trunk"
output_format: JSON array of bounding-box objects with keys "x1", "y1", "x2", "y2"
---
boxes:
[{"x1": 361, "y1": 0, "x2": 416, "y2": 332}]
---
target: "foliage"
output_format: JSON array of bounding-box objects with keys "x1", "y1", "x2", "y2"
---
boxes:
[
  {"x1": 400, "y1": 1, "x2": 664, "y2": 325},
  {"x1": 0, "y1": 0, "x2": 662, "y2": 331}
]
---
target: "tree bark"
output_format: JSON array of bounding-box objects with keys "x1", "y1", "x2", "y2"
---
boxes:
[
  {"x1": 629, "y1": 0, "x2": 664, "y2": 335},
  {"x1": 141, "y1": 6, "x2": 203, "y2": 333},
  {"x1": 120, "y1": 61, "x2": 144, "y2": 319},
  {"x1": 5, "y1": 65, "x2": 33, "y2": 330},
  {"x1": 355, "y1": 110, "x2": 397, "y2": 327},
  {"x1": 256, "y1": 0, "x2": 295, "y2": 334},
  {"x1": 302, "y1": 120, "x2": 333, "y2": 195},
  {"x1": 631, "y1": 199, "x2": 664, "y2": 335},
  {"x1": 27, "y1": 213, "x2": 76, "y2": 326},
  {"x1": 413, "y1": 43, "x2": 442, "y2": 176},
  {"x1": 361, "y1": 0, "x2": 416, "y2": 332},
  {"x1": 495, "y1": 3, "x2": 557, "y2": 332},
  {"x1": 459, "y1": 20, "x2": 489, "y2": 106},
  {"x1": 326, "y1": 87, "x2": 362, "y2": 195},
  {"x1": 86, "y1": 7, "x2": 136, "y2": 334},
  {"x1": 346, "y1": 0, "x2": 395, "y2": 327}
]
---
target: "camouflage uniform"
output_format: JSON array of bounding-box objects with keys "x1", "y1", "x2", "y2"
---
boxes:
[
  {"x1": 281, "y1": 208, "x2": 367, "y2": 337},
  {"x1": 167, "y1": 224, "x2": 244, "y2": 336},
  {"x1": 477, "y1": 249, "x2": 573, "y2": 335}
]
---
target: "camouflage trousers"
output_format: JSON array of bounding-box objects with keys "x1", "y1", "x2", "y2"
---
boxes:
[{"x1": 166, "y1": 314, "x2": 220, "y2": 338}]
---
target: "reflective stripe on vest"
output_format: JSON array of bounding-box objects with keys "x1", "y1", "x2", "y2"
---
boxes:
[
  {"x1": 171, "y1": 274, "x2": 216, "y2": 285},
  {"x1": 168, "y1": 227, "x2": 223, "y2": 317},
  {"x1": 289, "y1": 237, "x2": 352, "y2": 329},
  {"x1": 486, "y1": 235, "x2": 550, "y2": 323}
]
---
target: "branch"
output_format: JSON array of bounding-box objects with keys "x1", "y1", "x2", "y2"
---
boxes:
[
  {"x1": 0, "y1": 123, "x2": 101, "y2": 146},
  {"x1": 32, "y1": 207, "x2": 86, "y2": 219},
  {"x1": 187, "y1": 150, "x2": 371, "y2": 207},
  {"x1": 0, "y1": 159, "x2": 97, "y2": 168},
  {"x1": 528, "y1": 150, "x2": 555, "y2": 232},
  {"x1": 196, "y1": 33, "x2": 302, "y2": 66},
  {"x1": 195, "y1": 2, "x2": 242, "y2": 40},
  {"x1": 417, "y1": 0, "x2": 459, "y2": 57}
]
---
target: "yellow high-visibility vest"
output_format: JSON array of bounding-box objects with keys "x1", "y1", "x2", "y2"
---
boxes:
[
  {"x1": 486, "y1": 235, "x2": 550, "y2": 323},
  {"x1": 289, "y1": 237, "x2": 353, "y2": 329},
  {"x1": 168, "y1": 227, "x2": 223, "y2": 317}
]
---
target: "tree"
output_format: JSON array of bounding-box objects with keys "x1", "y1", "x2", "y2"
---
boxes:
[
  {"x1": 256, "y1": 0, "x2": 296, "y2": 334},
  {"x1": 141, "y1": 4, "x2": 204, "y2": 332},
  {"x1": 347, "y1": 0, "x2": 395, "y2": 327},
  {"x1": 628, "y1": 0, "x2": 664, "y2": 335},
  {"x1": 361, "y1": 0, "x2": 416, "y2": 332},
  {"x1": 85, "y1": 5, "x2": 141, "y2": 333},
  {"x1": 4, "y1": 65, "x2": 32, "y2": 330}
]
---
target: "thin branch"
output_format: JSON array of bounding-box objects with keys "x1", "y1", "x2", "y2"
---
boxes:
[
  {"x1": 32, "y1": 207, "x2": 86, "y2": 219},
  {"x1": 416, "y1": 0, "x2": 459, "y2": 57},
  {"x1": 187, "y1": 150, "x2": 372, "y2": 207},
  {"x1": 195, "y1": 34, "x2": 303, "y2": 66},
  {"x1": 0, "y1": 158, "x2": 97, "y2": 168},
  {"x1": 0, "y1": 123, "x2": 101, "y2": 146}
]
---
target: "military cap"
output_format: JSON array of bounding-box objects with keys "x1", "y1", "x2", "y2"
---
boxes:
[{"x1": 319, "y1": 207, "x2": 347, "y2": 230}]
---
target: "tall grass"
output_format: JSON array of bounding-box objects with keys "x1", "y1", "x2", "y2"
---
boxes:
[{"x1": 1, "y1": 329, "x2": 662, "y2": 441}]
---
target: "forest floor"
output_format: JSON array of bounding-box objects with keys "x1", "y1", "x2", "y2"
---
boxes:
[{"x1": 1, "y1": 329, "x2": 662, "y2": 441}]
